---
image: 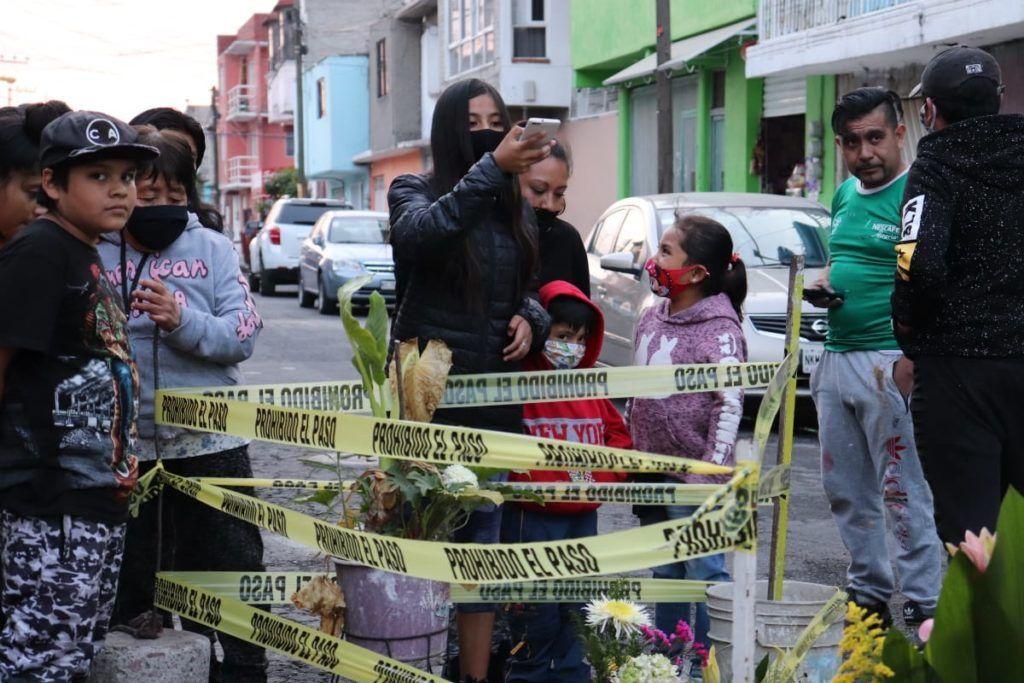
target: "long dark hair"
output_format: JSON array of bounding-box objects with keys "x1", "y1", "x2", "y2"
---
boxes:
[
  {"x1": 673, "y1": 214, "x2": 748, "y2": 319},
  {"x1": 0, "y1": 100, "x2": 70, "y2": 181},
  {"x1": 428, "y1": 79, "x2": 536, "y2": 306}
]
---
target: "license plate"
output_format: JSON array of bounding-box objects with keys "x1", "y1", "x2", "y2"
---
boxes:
[
  {"x1": 800, "y1": 346, "x2": 823, "y2": 375},
  {"x1": 380, "y1": 280, "x2": 396, "y2": 292}
]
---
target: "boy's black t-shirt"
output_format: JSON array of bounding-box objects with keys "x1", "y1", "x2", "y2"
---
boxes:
[{"x1": 0, "y1": 219, "x2": 139, "y2": 522}]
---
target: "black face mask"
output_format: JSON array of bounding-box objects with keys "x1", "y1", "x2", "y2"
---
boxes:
[
  {"x1": 125, "y1": 205, "x2": 189, "y2": 252},
  {"x1": 534, "y1": 208, "x2": 560, "y2": 228},
  {"x1": 470, "y1": 128, "x2": 505, "y2": 162}
]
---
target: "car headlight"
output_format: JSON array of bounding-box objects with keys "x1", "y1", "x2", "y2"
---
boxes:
[{"x1": 332, "y1": 259, "x2": 365, "y2": 274}]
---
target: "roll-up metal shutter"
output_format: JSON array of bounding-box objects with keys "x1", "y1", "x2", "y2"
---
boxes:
[{"x1": 763, "y1": 74, "x2": 806, "y2": 118}]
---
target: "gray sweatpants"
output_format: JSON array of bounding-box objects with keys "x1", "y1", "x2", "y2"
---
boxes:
[{"x1": 810, "y1": 350, "x2": 942, "y2": 609}]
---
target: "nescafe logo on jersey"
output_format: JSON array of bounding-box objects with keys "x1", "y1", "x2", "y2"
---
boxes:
[{"x1": 86, "y1": 119, "x2": 120, "y2": 146}]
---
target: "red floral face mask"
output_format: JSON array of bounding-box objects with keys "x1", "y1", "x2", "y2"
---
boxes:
[{"x1": 644, "y1": 258, "x2": 707, "y2": 298}]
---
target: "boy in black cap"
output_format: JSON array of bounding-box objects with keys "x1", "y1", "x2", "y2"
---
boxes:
[
  {"x1": 893, "y1": 46, "x2": 1024, "y2": 543},
  {"x1": 0, "y1": 110, "x2": 157, "y2": 679}
]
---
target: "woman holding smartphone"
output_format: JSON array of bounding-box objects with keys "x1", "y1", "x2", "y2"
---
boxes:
[{"x1": 387, "y1": 79, "x2": 552, "y2": 683}]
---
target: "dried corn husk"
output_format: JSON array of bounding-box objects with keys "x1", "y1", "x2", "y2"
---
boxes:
[
  {"x1": 389, "y1": 338, "x2": 452, "y2": 422},
  {"x1": 291, "y1": 575, "x2": 346, "y2": 637}
]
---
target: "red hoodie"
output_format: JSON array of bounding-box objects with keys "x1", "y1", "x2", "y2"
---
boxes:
[{"x1": 510, "y1": 280, "x2": 630, "y2": 514}]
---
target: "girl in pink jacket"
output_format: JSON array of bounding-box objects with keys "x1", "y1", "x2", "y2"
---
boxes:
[{"x1": 629, "y1": 213, "x2": 748, "y2": 663}]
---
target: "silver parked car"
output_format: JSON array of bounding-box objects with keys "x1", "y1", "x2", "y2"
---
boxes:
[
  {"x1": 586, "y1": 193, "x2": 829, "y2": 394},
  {"x1": 297, "y1": 210, "x2": 395, "y2": 314}
]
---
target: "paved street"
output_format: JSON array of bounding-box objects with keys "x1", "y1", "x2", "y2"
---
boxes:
[{"x1": 241, "y1": 286, "x2": 874, "y2": 680}]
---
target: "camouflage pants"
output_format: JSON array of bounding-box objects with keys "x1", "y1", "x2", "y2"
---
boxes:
[{"x1": 0, "y1": 511, "x2": 125, "y2": 682}]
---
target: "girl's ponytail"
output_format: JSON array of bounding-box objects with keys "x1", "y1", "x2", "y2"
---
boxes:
[
  {"x1": 722, "y1": 253, "x2": 748, "y2": 320},
  {"x1": 672, "y1": 214, "x2": 749, "y2": 320}
]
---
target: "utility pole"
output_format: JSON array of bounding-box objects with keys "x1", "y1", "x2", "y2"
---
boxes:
[
  {"x1": 293, "y1": 4, "x2": 308, "y2": 198},
  {"x1": 655, "y1": 0, "x2": 673, "y2": 193},
  {"x1": 209, "y1": 85, "x2": 221, "y2": 211}
]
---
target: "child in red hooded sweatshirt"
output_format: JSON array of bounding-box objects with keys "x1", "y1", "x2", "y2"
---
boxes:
[{"x1": 501, "y1": 280, "x2": 629, "y2": 683}]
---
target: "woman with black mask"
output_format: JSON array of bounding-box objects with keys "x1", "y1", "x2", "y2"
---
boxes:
[
  {"x1": 388, "y1": 79, "x2": 552, "y2": 683},
  {"x1": 518, "y1": 142, "x2": 589, "y2": 296}
]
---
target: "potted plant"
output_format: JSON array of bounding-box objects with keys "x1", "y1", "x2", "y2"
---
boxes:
[{"x1": 300, "y1": 277, "x2": 501, "y2": 674}]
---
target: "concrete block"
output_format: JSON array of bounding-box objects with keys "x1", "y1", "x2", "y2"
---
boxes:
[{"x1": 89, "y1": 630, "x2": 210, "y2": 682}]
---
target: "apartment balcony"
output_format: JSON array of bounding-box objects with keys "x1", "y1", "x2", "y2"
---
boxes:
[
  {"x1": 267, "y1": 64, "x2": 296, "y2": 125},
  {"x1": 224, "y1": 155, "x2": 259, "y2": 191},
  {"x1": 759, "y1": 0, "x2": 913, "y2": 41},
  {"x1": 225, "y1": 84, "x2": 259, "y2": 122},
  {"x1": 747, "y1": 0, "x2": 1024, "y2": 77}
]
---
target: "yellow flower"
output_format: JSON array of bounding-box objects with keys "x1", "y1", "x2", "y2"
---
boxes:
[{"x1": 833, "y1": 602, "x2": 893, "y2": 682}]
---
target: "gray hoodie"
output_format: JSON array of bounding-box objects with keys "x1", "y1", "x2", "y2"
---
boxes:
[{"x1": 98, "y1": 214, "x2": 262, "y2": 457}]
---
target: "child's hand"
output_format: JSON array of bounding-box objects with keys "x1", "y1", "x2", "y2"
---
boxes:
[
  {"x1": 132, "y1": 278, "x2": 181, "y2": 332},
  {"x1": 503, "y1": 315, "x2": 533, "y2": 361}
]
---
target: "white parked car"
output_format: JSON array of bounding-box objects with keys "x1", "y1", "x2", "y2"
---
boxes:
[
  {"x1": 248, "y1": 197, "x2": 352, "y2": 295},
  {"x1": 586, "y1": 192, "x2": 829, "y2": 395}
]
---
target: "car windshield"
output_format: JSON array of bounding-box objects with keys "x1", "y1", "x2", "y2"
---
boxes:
[
  {"x1": 328, "y1": 217, "x2": 388, "y2": 244},
  {"x1": 278, "y1": 203, "x2": 342, "y2": 225},
  {"x1": 658, "y1": 206, "x2": 829, "y2": 267}
]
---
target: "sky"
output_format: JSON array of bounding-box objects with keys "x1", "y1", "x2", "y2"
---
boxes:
[{"x1": 0, "y1": 0, "x2": 274, "y2": 120}]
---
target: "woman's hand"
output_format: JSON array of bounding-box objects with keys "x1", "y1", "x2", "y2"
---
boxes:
[
  {"x1": 503, "y1": 315, "x2": 533, "y2": 361},
  {"x1": 493, "y1": 126, "x2": 554, "y2": 175},
  {"x1": 132, "y1": 278, "x2": 182, "y2": 332}
]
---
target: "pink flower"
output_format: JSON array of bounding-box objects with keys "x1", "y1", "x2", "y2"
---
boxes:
[
  {"x1": 673, "y1": 619, "x2": 694, "y2": 644},
  {"x1": 947, "y1": 528, "x2": 996, "y2": 573},
  {"x1": 918, "y1": 618, "x2": 934, "y2": 643}
]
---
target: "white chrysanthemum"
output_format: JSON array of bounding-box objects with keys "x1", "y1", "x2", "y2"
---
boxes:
[
  {"x1": 441, "y1": 464, "x2": 479, "y2": 490},
  {"x1": 584, "y1": 596, "x2": 652, "y2": 639},
  {"x1": 615, "y1": 654, "x2": 681, "y2": 683}
]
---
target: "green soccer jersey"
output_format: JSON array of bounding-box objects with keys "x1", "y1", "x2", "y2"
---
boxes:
[{"x1": 826, "y1": 169, "x2": 908, "y2": 352}]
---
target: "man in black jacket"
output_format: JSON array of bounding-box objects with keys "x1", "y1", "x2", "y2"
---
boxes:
[{"x1": 893, "y1": 46, "x2": 1024, "y2": 543}]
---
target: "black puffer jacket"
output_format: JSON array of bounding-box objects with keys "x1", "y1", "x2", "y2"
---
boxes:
[
  {"x1": 893, "y1": 114, "x2": 1024, "y2": 358},
  {"x1": 388, "y1": 152, "x2": 550, "y2": 433}
]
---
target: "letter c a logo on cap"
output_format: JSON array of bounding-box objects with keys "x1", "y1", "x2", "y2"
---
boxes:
[{"x1": 86, "y1": 119, "x2": 120, "y2": 146}]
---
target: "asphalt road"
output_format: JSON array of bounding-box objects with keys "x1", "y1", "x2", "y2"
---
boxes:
[{"x1": 234, "y1": 285, "x2": 905, "y2": 681}]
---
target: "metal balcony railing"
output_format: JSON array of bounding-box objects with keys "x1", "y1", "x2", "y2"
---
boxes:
[
  {"x1": 226, "y1": 155, "x2": 258, "y2": 189},
  {"x1": 758, "y1": 0, "x2": 915, "y2": 40},
  {"x1": 226, "y1": 84, "x2": 258, "y2": 121}
]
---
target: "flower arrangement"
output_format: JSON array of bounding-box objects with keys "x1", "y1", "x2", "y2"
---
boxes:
[
  {"x1": 578, "y1": 595, "x2": 705, "y2": 683},
  {"x1": 831, "y1": 487, "x2": 1024, "y2": 682},
  {"x1": 299, "y1": 277, "x2": 501, "y2": 541}
]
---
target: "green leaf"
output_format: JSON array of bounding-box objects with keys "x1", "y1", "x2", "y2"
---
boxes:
[
  {"x1": 294, "y1": 489, "x2": 340, "y2": 507},
  {"x1": 407, "y1": 469, "x2": 439, "y2": 498},
  {"x1": 754, "y1": 653, "x2": 769, "y2": 682},
  {"x1": 882, "y1": 629, "x2": 934, "y2": 683},
  {"x1": 366, "y1": 290, "x2": 390, "y2": 361},
  {"x1": 925, "y1": 553, "x2": 978, "y2": 683}
]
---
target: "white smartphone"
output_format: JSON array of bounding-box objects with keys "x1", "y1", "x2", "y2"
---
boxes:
[{"x1": 519, "y1": 117, "x2": 561, "y2": 144}]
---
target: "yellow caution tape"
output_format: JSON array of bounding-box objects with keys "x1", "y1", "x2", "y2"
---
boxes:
[
  {"x1": 451, "y1": 578, "x2": 717, "y2": 604},
  {"x1": 154, "y1": 572, "x2": 444, "y2": 683},
  {"x1": 159, "y1": 571, "x2": 717, "y2": 605},
  {"x1": 752, "y1": 353, "x2": 798, "y2": 458},
  {"x1": 154, "y1": 392, "x2": 733, "y2": 475},
  {"x1": 155, "y1": 465, "x2": 756, "y2": 585},
  {"x1": 179, "y1": 361, "x2": 785, "y2": 412},
  {"x1": 198, "y1": 462, "x2": 789, "y2": 507}
]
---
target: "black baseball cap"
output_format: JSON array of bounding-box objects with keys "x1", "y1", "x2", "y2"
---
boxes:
[
  {"x1": 909, "y1": 46, "x2": 1003, "y2": 100},
  {"x1": 40, "y1": 110, "x2": 159, "y2": 169}
]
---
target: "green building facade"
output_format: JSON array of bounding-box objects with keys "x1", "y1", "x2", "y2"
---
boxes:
[{"x1": 571, "y1": 0, "x2": 836, "y2": 206}]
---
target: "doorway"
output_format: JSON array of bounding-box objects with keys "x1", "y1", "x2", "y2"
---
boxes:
[{"x1": 761, "y1": 114, "x2": 805, "y2": 195}]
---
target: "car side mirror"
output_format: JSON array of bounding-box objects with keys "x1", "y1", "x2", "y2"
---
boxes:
[{"x1": 600, "y1": 251, "x2": 641, "y2": 276}]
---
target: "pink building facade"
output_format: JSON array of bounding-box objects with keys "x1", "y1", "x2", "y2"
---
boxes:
[{"x1": 216, "y1": 12, "x2": 294, "y2": 241}]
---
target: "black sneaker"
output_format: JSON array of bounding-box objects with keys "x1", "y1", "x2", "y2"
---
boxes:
[
  {"x1": 846, "y1": 591, "x2": 893, "y2": 630},
  {"x1": 902, "y1": 600, "x2": 932, "y2": 627}
]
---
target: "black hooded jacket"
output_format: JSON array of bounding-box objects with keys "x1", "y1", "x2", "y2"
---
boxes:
[
  {"x1": 388, "y1": 152, "x2": 550, "y2": 433},
  {"x1": 893, "y1": 114, "x2": 1024, "y2": 358}
]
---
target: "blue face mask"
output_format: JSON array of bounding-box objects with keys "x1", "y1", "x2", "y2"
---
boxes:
[{"x1": 543, "y1": 340, "x2": 586, "y2": 369}]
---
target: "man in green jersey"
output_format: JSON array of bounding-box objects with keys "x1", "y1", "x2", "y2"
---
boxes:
[{"x1": 806, "y1": 88, "x2": 942, "y2": 628}]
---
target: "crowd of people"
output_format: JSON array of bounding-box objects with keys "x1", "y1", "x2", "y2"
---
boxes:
[{"x1": 0, "y1": 42, "x2": 1018, "y2": 683}]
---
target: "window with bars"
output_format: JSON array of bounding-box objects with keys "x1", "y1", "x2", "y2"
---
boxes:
[
  {"x1": 512, "y1": 0, "x2": 546, "y2": 59},
  {"x1": 446, "y1": 0, "x2": 495, "y2": 77},
  {"x1": 376, "y1": 39, "x2": 388, "y2": 98}
]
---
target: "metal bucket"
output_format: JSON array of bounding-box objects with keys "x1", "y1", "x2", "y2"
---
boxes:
[
  {"x1": 706, "y1": 580, "x2": 843, "y2": 682},
  {"x1": 334, "y1": 561, "x2": 450, "y2": 675}
]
